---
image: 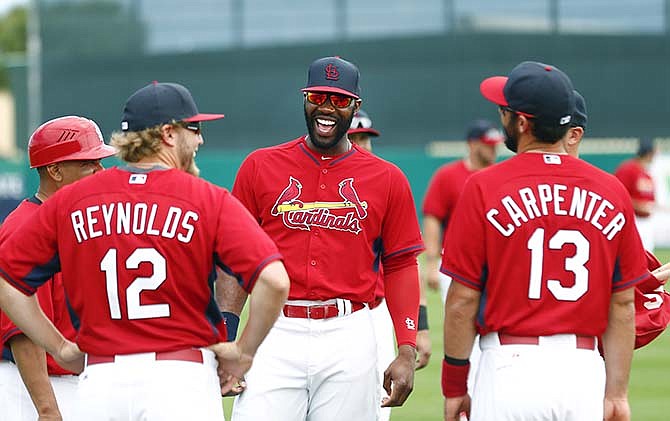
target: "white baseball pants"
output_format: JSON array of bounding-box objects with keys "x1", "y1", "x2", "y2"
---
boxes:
[{"x1": 232, "y1": 305, "x2": 378, "y2": 421}]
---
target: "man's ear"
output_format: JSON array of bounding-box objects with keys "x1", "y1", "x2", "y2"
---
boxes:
[
  {"x1": 45, "y1": 163, "x2": 62, "y2": 182},
  {"x1": 160, "y1": 124, "x2": 177, "y2": 147}
]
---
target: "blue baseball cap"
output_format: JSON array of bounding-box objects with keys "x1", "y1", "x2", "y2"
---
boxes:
[
  {"x1": 572, "y1": 90, "x2": 587, "y2": 129},
  {"x1": 466, "y1": 119, "x2": 503, "y2": 145},
  {"x1": 301, "y1": 56, "x2": 360, "y2": 99},
  {"x1": 121, "y1": 82, "x2": 224, "y2": 132},
  {"x1": 480, "y1": 61, "x2": 575, "y2": 127},
  {"x1": 348, "y1": 109, "x2": 380, "y2": 137}
]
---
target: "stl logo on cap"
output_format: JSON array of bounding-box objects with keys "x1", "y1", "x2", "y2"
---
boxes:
[{"x1": 324, "y1": 64, "x2": 340, "y2": 81}]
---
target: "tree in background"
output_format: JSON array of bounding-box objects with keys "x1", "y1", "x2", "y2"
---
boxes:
[{"x1": 0, "y1": 6, "x2": 27, "y2": 89}]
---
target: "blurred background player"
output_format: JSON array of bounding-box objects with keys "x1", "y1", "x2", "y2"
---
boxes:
[
  {"x1": 422, "y1": 119, "x2": 504, "y2": 303},
  {"x1": 347, "y1": 109, "x2": 380, "y2": 152},
  {"x1": 0, "y1": 115, "x2": 115, "y2": 421},
  {"x1": 0, "y1": 82, "x2": 290, "y2": 421},
  {"x1": 347, "y1": 108, "x2": 431, "y2": 421},
  {"x1": 615, "y1": 136, "x2": 658, "y2": 251}
]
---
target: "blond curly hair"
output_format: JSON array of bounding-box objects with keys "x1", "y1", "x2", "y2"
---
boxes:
[{"x1": 110, "y1": 126, "x2": 164, "y2": 163}]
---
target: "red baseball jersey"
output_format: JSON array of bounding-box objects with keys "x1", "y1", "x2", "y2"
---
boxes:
[
  {"x1": 232, "y1": 137, "x2": 423, "y2": 303},
  {"x1": 441, "y1": 153, "x2": 650, "y2": 337},
  {"x1": 614, "y1": 159, "x2": 655, "y2": 217},
  {"x1": 0, "y1": 197, "x2": 76, "y2": 375},
  {"x1": 634, "y1": 250, "x2": 670, "y2": 348},
  {"x1": 422, "y1": 160, "x2": 475, "y2": 234},
  {"x1": 0, "y1": 167, "x2": 282, "y2": 356}
]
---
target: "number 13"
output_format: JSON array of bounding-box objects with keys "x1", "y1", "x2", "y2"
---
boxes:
[{"x1": 527, "y1": 228, "x2": 590, "y2": 301}]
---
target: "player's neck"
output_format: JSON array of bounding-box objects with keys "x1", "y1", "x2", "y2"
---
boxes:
[
  {"x1": 304, "y1": 135, "x2": 352, "y2": 157},
  {"x1": 518, "y1": 138, "x2": 567, "y2": 155}
]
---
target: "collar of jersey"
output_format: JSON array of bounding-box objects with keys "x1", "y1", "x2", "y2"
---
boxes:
[{"x1": 118, "y1": 164, "x2": 171, "y2": 173}]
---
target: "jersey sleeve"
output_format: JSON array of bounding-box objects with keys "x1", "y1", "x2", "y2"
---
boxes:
[
  {"x1": 422, "y1": 167, "x2": 449, "y2": 220},
  {"x1": 381, "y1": 166, "x2": 424, "y2": 262},
  {"x1": 612, "y1": 195, "x2": 651, "y2": 291},
  {"x1": 0, "y1": 196, "x2": 61, "y2": 295},
  {"x1": 214, "y1": 191, "x2": 282, "y2": 293},
  {"x1": 231, "y1": 154, "x2": 261, "y2": 220},
  {"x1": 440, "y1": 177, "x2": 486, "y2": 290}
]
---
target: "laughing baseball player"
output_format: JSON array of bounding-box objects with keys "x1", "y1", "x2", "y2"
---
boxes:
[{"x1": 230, "y1": 56, "x2": 424, "y2": 421}]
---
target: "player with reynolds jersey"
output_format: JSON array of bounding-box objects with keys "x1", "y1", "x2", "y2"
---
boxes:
[
  {"x1": 0, "y1": 82, "x2": 290, "y2": 421},
  {"x1": 230, "y1": 56, "x2": 424, "y2": 421},
  {"x1": 441, "y1": 62, "x2": 649, "y2": 421},
  {"x1": 0, "y1": 116, "x2": 116, "y2": 421}
]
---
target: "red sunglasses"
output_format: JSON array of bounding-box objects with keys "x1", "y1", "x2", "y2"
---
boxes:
[{"x1": 305, "y1": 92, "x2": 354, "y2": 108}]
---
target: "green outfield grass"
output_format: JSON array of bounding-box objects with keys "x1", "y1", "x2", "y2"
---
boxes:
[{"x1": 224, "y1": 249, "x2": 670, "y2": 420}]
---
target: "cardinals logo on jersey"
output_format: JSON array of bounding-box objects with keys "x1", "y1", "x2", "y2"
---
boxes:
[{"x1": 271, "y1": 176, "x2": 368, "y2": 234}]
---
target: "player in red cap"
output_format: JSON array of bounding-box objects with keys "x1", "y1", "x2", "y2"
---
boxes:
[
  {"x1": 422, "y1": 119, "x2": 504, "y2": 303},
  {"x1": 0, "y1": 115, "x2": 116, "y2": 421},
  {"x1": 441, "y1": 62, "x2": 649, "y2": 421},
  {"x1": 230, "y1": 57, "x2": 424, "y2": 420},
  {"x1": 0, "y1": 82, "x2": 290, "y2": 421}
]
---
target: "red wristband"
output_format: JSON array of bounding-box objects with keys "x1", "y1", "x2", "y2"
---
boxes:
[{"x1": 441, "y1": 359, "x2": 470, "y2": 398}]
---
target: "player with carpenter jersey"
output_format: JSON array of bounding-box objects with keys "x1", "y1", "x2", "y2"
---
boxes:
[
  {"x1": 230, "y1": 56, "x2": 424, "y2": 421},
  {"x1": 0, "y1": 116, "x2": 115, "y2": 421},
  {"x1": 441, "y1": 61, "x2": 649, "y2": 421},
  {"x1": 0, "y1": 82, "x2": 290, "y2": 421},
  {"x1": 347, "y1": 109, "x2": 431, "y2": 421},
  {"x1": 565, "y1": 90, "x2": 670, "y2": 350}
]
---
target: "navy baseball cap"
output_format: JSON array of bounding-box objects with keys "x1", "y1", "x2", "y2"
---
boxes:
[
  {"x1": 466, "y1": 119, "x2": 503, "y2": 145},
  {"x1": 571, "y1": 90, "x2": 587, "y2": 129},
  {"x1": 121, "y1": 82, "x2": 224, "y2": 131},
  {"x1": 480, "y1": 61, "x2": 575, "y2": 127},
  {"x1": 302, "y1": 56, "x2": 360, "y2": 99},
  {"x1": 348, "y1": 109, "x2": 380, "y2": 137}
]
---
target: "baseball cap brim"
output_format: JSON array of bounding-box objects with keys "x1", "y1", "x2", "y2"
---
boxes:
[
  {"x1": 348, "y1": 128, "x2": 380, "y2": 137},
  {"x1": 301, "y1": 86, "x2": 360, "y2": 99},
  {"x1": 183, "y1": 113, "x2": 225, "y2": 123},
  {"x1": 480, "y1": 76, "x2": 509, "y2": 106}
]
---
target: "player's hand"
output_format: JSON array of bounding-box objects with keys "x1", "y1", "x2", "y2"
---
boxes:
[
  {"x1": 426, "y1": 270, "x2": 441, "y2": 291},
  {"x1": 415, "y1": 330, "x2": 432, "y2": 370},
  {"x1": 604, "y1": 397, "x2": 630, "y2": 421},
  {"x1": 381, "y1": 344, "x2": 415, "y2": 407},
  {"x1": 444, "y1": 394, "x2": 470, "y2": 421},
  {"x1": 53, "y1": 340, "x2": 84, "y2": 374},
  {"x1": 651, "y1": 262, "x2": 670, "y2": 283},
  {"x1": 208, "y1": 341, "x2": 253, "y2": 395}
]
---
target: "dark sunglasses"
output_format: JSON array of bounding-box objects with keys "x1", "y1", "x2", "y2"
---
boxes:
[
  {"x1": 305, "y1": 92, "x2": 354, "y2": 108},
  {"x1": 179, "y1": 121, "x2": 201, "y2": 135},
  {"x1": 499, "y1": 105, "x2": 535, "y2": 119}
]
